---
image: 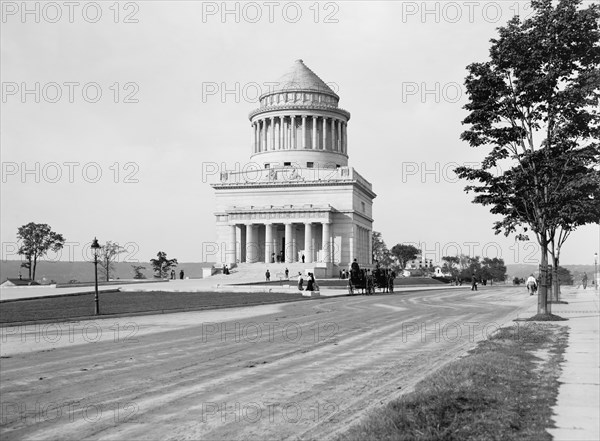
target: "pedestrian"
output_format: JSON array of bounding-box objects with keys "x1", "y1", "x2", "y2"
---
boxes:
[
  {"x1": 582, "y1": 273, "x2": 588, "y2": 289},
  {"x1": 302, "y1": 254, "x2": 305, "y2": 263},
  {"x1": 311, "y1": 272, "x2": 318, "y2": 291},
  {"x1": 306, "y1": 272, "x2": 314, "y2": 291},
  {"x1": 179, "y1": 269, "x2": 184, "y2": 280},
  {"x1": 170, "y1": 269, "x2": 175, "y2": 280},
  {"x1": 526, "y1": 274, "x2": 537, "y2": 295},
  {"x1": 285, "y1": 267, "x2": 289, "y2": 279},
  {"x1": 266, "y1": 269, "x2": 270, "y2": 282},
  {"x1": 271, "y1": 252, "x2": 275, "y2": 263},
  {"x1": 224, "y1": 265, "x2": 229, "y2": 275},
  {"x1": 471, "y1": 274, "x2": 478, "y2": 291},
  {"x1": 297, "y1": 272, "x2": 304, "y2": 291}
]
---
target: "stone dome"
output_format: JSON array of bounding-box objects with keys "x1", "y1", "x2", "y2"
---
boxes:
[{"x1": 249, "y1": 60, "x2": 350, "y2": 169}]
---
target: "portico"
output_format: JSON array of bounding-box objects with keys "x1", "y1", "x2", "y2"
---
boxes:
[{"x1": 224, "y1": 207, "x2": 333, "y2": 265}]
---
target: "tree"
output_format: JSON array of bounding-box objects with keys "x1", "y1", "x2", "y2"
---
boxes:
[
  {"x1": 459, "y1": 256, "x2": 482, "y2": 281},
  {"x1": 371, "y1": 231, "x2": 393, "y2": 267},
  {"x1": 132, "y1": 265, "x2": 147, "y2": 280},
  {"x1": 441, "y1": 256, "x2": 461, "y2": 278},
  {"x1": 98, "y1": 241, "x2": 126, "y2": 282},
  {"x1": 150, "y1": 251, "x2": 178, "y2": 279},
  {"x1": 390, "y1": 244, "x2": 419, "y2": 270},
  {"x1": 455, "y1": 0, "x2": 600, "y2": 316},
  {"x1": 557, "y1": 266, "x2": 574, "y2": 285},
  {"x1": 17, "y1": 222, "x2": 65, "y2": 281},
  {"x1": 481, "y1": 257, "x2": 508, "y2": 282}
]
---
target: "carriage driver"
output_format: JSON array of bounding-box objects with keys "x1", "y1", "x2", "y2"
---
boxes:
[{"x1": 351, "y1": 259, "x2": 360, "y2": 279}]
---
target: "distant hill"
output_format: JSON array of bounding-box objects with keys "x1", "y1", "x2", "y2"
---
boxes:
[
  {"x1": 506, "y1": 263, "x2": 595, "y2": 283},
  {"x1": 0, "y1": 260, "x2": 215, "y2": 284}
]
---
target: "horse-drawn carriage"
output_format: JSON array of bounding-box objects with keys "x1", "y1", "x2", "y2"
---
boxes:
[{"x1": 347, "y1": 267, "x2": 395, "y2": 295}]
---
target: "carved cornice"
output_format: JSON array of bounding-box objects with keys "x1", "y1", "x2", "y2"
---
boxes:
[{"x1": 249, "y1": 104, "x2": 351, "y2": 120}]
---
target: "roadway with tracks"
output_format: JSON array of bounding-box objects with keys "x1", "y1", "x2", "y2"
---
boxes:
[{"x1": 0, "y1": 286, "x2": 535, "y2": 440}]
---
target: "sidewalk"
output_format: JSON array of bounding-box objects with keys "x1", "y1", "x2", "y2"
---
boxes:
[{"x1": 543, "y1": 287, "x2": 600, "y2": 441}]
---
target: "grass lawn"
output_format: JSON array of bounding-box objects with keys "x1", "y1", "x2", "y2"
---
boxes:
[
  {"x1": 338, "y1": 323, "x2": 567, "y2": 441},
  {"x1": 0, "y1": 291, "x2": 309, "y2": 324}
]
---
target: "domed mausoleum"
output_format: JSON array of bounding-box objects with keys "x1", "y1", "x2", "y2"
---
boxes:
[{"x1": 212, "y1": 60, "x2": 376, "y2": 277}]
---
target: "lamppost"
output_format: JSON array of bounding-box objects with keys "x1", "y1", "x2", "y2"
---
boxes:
[
  {"x1": 91, "y1": 237, "x2": 101, "y2": 315},
  {"x1": 595, "y1": 252, "x2": 598, "y2": 291}
]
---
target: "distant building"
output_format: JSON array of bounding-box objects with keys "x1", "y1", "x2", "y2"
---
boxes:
[
  {"x1": 406, "y1": 255, "x2": 434, "y2": 270},
  {"x1": 1, "y1": 278, "x2": 40, "y2": 287}
]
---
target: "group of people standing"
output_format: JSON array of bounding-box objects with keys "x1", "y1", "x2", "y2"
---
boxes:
[
  {"x1": 169, "y1": 269, "x2": 184, "y2": 280},
  {"x1": 298, "y1": 272, "x2": 317, "y2": 291}
]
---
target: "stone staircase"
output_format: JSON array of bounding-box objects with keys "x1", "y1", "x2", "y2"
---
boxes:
[{"x1": 210, "y1": 262, "x2": 319, "y2": 283}]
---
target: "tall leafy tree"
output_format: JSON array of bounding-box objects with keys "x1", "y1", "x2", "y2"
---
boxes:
[
  {"x1": 371, "y1": 231, "x2": 393, "y2": 267},
  {"x1": 390, "y1": 244, "x2": 420, "y2": 270},
  {"x1": 17, "y1": 222, "x2": 65, "y2": 280},
  {"x1": 456, "y1": 0, "x2": 600, "y2": 316},
  {"x1": 150, "y1": 251, "x2": 178, "y2": 279},
  {"x1": 98, "y1": 241, "x2": 126, "y2": 282},
  {"x1": 481, "y1": 257, "x2": 508, "y2": 283},
  {"x1": 441, "y1": 256, "x2": 461, "y2": 278}
]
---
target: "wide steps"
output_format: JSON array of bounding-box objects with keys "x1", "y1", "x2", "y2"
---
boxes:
[{"x1": 211, "y1": 262, "x2": 317, "y2": 283}]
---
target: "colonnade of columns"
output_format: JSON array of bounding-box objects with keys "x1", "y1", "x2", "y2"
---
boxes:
[
  {"x1": 252, "y1": 115, "x2": 347, "y2": 154},
  {"x1": 226, "y1": 221, "x2": 332, "y2": 265}
]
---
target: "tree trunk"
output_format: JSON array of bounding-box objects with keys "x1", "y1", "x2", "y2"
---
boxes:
[
  {"x1": 106, "y1": 257, "x2": 110, "y2": 282},
  {"x1": 538, "y1": 239, "x2": 550, "y2": 315},
  {"x1": 551, "y1": 255, "x2": 560, "y2": 302},
  {"x1": 32, "y1": 257, "x2": 37, "y2": 281}
]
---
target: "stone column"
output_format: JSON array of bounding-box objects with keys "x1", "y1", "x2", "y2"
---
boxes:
[
  {"x1": 256, "y1": 121, "x2": 260, "y2": 152},
  {"x1": 367, "y1": 229, "x2": 372, "y2": 265},
  {"x1": 285, "y1": 223, "x2": 294, "y2": 263},
  {"x1": 262, "y1": 119, "x2": 268, "y2": 152},
  {"x1": 292, "y1": 227, "x2": 298, "y2": 262},
  {"x1": 282, "y1": 116, "x2": 287, "y2": 150},
  {"x1": 312, "y1": 116, "x2": 317, "y2": 149},
  {"x1": 236, "y1": 225, "x2": 244, "y2": 262},
  {"x1": 343, "y1": 122, "x2": 347, "y2": 154},
  {"x1": 265, "y1": 223, "x2": 274, "y2": 264},
  {"x1": 291, "y1": 115, "x2": 296, "y2": 149},
  {"x1": 335, "y1": 119, "x2": 340, "y2": 151},
  {"x1": 322, "y1": 222, "x2": 331, "y2": 263},
  {"x1": 246, "y1": 224, "x2": 257, "y2": 263},
  {"x1": 304, "y1": 222, "x2": 313, "y2": 263},
  {"x1": 322, "y1": 117, "x2": 327, "y2": 150},
  {"x1": 227, "y1": 224, "x2": 237, "y2": 265},
  {"x1": 301, "y1": 115, "x2": 307, "y2": 149},
  {"x1": 270, "y1": 116, "x2": 275, "y2": 151},
  {"x1": 277, "y1": 117, "x2": 282, "y2": 150}
]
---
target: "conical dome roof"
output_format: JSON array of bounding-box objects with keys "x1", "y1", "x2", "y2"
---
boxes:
[{"x1": 266, "y1": 59, "x2": 338, "y2": 97}]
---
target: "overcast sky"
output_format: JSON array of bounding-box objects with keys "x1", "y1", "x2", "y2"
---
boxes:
[{"x1": 1, "y1": 1, "x2": 598, "y2": 266}]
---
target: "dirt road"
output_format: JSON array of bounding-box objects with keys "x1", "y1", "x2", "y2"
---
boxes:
[{"x1": 0, "y1": 286, "x2": 535, "y2": 440}]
